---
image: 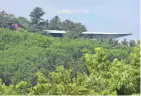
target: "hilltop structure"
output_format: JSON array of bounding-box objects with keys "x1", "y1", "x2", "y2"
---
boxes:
[
  {"x1": 43, "y1": 30, "x2": 132, "y2": 39},
  {"x1": 8, "y1": 23, "x2": 24, "y2": 31}
]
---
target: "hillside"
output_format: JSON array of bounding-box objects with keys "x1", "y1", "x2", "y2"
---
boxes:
[{"x1": 0, "y1": 28, "x2": 140, "y2": 95}]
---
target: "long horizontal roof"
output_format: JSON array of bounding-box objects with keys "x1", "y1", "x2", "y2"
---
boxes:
[
  {"x1": 44, "y1": 30, "x2": 132, "y2": 35},
  {"x1": 44, "y1": 30, "x2": 66, "y2": 33},
  {"x1": 82, "y1": 32, "x2": 132, "y2": 35}
]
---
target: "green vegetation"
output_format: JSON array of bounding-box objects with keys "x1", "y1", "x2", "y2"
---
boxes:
[
  {"x1": 0, "y1": 6, "x2": 140, "y2": 95},
  {"x1": 0, "y1": 28, "x2": 140, "y2": 95},
  {"x1": 0, "y1": 10, "x2": 30, "y2": 30},
  {"x1": 0, "y1": 7, "x2": 87, "y2": 39}
]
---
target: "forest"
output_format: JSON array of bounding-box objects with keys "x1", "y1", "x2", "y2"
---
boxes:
[{"x1": 0, "y1": 7, "x2": 140, "y2": 95}]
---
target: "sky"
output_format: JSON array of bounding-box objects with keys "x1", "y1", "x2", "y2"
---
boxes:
[{"x1": 0, "y1": 0, "x2": 140, "y2": 41}]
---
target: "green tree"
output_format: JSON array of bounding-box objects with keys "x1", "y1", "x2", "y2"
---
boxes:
[
  {"x1": 73, "y1": 23, "x2": 87, "y2": 32},
  {"x1": 121, "y1": 38, "x2": 128, "y2": 46},
  {"x1": 0, "y1": 10, "x2": 16, "y2": 28},
  {"x1": 44, "y1": 19, "x2": 49, "y2": 29},
  {"x1": 29, "y1": 7, "x2": 45, "y2": 32},
  {"x1": 16, "y1": 16, "x2": 30, "y2": 30},
  {"x1": 0, "y1": 28, "x2": 139, "y2": 95},
  {"x1": 130, "y1": 40, "x2": 140, "y2": 93},
  {"x1": 129, "y1": 40, "x2": 136, "y2": 47},
  {"x1": 65, "y1": 25, "x2": 87, "y2": 38},
  {"x1": 62, "y1": 20, "x2": 87, "y2": 32},
  {"x1": 106, "y1": 35, "x2": 113, "y2": 45},
  {"x1": 48, "y1": 16, "x2": 62, "y2": 30},
  {"x1": 62, "y1": 19, "x2": 74, "y2": 31}
]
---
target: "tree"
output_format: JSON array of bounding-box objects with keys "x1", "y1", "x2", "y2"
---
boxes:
[
  {"x1": 29, "y1": 7, "x2": 45, "y2": 32},
  {"x1": 63, "y1": 20, "x2": 87, "y2": 38},
  {"x1": 62, "y1": 20, "x2": 87, "y2": 32},
  {"x1": 48, "y1": 16, "x2": 62, "y2": 30},
  {"x1": 73, "y1": 23, "x2": 87, "y2": 32},
  {"x1": 1, "y1": 28, "x2": 140, "y2": 95},
  {"x1": 62, "y1": 20, "x2": 74, "y2": 31},
  {"x1": 44, "y1": 19, "x2": 49, "y2": 29},
  {"x1": 128, "y1": 40, "x2": 140, "y2": 94},
  {"x1": 121, "y1": 39, "x2": 128, "y2": 46},
  {"x1": 106, "y1": 35, "x2": 113, "y2": 44},
  {"x1": 0, "y1": 10, "x2": 16, "y2": 28},
  {"x1": 15, "y1": 16, "x2": 30, "y2": 30},
  {"x1": 129, "y1": 40, "x2": 136, "y2": 47}
]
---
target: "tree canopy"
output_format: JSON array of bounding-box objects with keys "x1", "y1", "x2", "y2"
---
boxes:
[
  {"x1": 0, "y1": 28, "x2": 140, "y2": 95},
  {"x1": 0, "y1": 6, "x2": 140, "y2": 95}
]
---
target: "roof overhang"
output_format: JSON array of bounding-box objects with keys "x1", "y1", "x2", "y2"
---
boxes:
[
  {"x1": 43, "y1": 30, "x2": 132, "y2": 38},
  {"x1": 44, "y1": 30, "x2": 66, "y2": 34},
  {"x1": 82, "y1": 32, "x2": 132, "y2": 35}
]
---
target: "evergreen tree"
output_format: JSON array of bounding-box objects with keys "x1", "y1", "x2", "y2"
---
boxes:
[
  {"x1": 121, "y1": 39, "x2": 128, "y2": 46},
  {"x1": 62, "y1": 19, "x2": 74, "y2": 31},
  {"x1": 29, "y1": 7, "x2": 45, "y2": 32},
  {"x1": 48, "y1": 16, "x2": 62, "y2": 30},
  {"x1": 129, "y1": 40, "x2": 136, "y2": 47},
  {"x1": 44, "y1": 19, "x2": 49, "y2": 29}
]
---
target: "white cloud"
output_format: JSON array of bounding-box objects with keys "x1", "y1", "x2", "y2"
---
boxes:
[
  {"x1": 83, "y1": 10, "x2": 90, "y2": 13},
  {"x1": 59, "y1": 9, "x2": 74, "y2": 14},
  {"x1": 58, "y1": 9, "x2": 90, "y2": 14}
]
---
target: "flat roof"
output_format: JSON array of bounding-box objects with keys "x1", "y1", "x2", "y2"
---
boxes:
[
  {"x1": 44, "y1": 30, "x2": 132, "y2": 35},
  {"x1": 82, "y1": 32, "x2": 132, "y2": 35},
  {"x1": 44, "y1": 30, "x2": 66, "y2": 33}
]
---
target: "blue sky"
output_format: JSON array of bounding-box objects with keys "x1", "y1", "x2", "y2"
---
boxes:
[{"x1": 0, "y1": 0, "x2": 140, "y2": 41}]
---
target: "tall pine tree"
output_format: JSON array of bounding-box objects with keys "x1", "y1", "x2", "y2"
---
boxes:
[{"x1": 29, "y1": 7, "x2": 45, "y2": 32}]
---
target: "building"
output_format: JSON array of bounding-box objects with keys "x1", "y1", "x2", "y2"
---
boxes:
[
  {"x1": 43, "y1": 30, "x2": 132, "y2": 39},
  {"x1": 9, "y1": 23, "x2": 24, "y2": 31}
]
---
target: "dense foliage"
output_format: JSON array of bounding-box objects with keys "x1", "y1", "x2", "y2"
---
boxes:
[
  {"x1": 0, "y1": 5, "x2": 140, "y2": 96},
  {"x1": 0, "y1": 28, "x2": 140, "y2": 95},
  {"x1": 0, "y1": 10, "x2": 30, "y2": 30},
  {"x1": 0, "y1": 7, "x2": 87, "y2": 38}
]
